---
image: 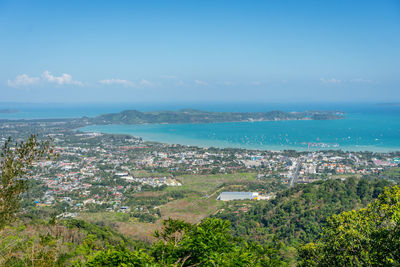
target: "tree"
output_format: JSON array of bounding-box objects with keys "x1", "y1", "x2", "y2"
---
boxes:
[
  {"x1": 84, "y1": 217, "x2": 286, "y2": 266},
  {"x1": 299, "y1": 185, "x2": 400, "y2": 266},
  {"x1": 0, "y1": 135, "x2": 53, "y2": 229},
  {"x1": 86, "y1": 247, "x2": 154, "y2": 267},
  {"x1": 151, "y1": 217, "x2": 285, "y2": 266}
]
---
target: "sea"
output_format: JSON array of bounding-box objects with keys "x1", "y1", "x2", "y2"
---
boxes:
[{"x1": 1, "y1": 102, "x2": 399, "y2": 152}]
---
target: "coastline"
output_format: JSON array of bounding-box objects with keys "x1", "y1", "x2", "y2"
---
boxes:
[
  {"x1": 1, "y1": 103, "x2": 399, "y2": 153},
  {"x1": 79, "y1": 122, "x2": 400, "y2": 153}
]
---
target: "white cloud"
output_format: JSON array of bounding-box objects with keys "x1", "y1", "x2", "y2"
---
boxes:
[
  {"x1": 99, "y1": 78, "x2": 156, "y2": 87},
  {"x1": 42, "y1": 71, "x2": 82, "y2": 85},
  {"x1": 7, "y1": 74, "x2": 40, "y2": 88},
  {"x1": 7, "y1": 71, "x2": 83, "y2": 88},
  {"x1": 320, "y1": 78, "x2": 341, "y2": 84},
  {"x1": 99, "y1": 78, "x2": 134, "y2": 87},
  {"x1": 139, "y1": 79, "x2": 154, "y2": 87},
  {"x1": 194, "y1": 80, "x2": 208, "y2": 86},
  {"x1": 350, "y1": 78, "x2": 372, "y2": 83}
]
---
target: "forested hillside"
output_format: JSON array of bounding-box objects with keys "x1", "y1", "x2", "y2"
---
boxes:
[
  {"x1": 299, "y1": 185, "x2": 400, "y2": 266},
  {"x1": 0, "y1": 218, "x2": 147, "y2": 266},
  {"x1": 3, "y1": 179, "x2": 397, "y2": 266},
  {"x1": 213, "y1": 178, "x2": 391, "y2": 245}
]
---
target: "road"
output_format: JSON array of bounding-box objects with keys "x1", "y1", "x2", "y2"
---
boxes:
[{"x1": 290, "y1": 159, "x2": 303, "y2": 187}]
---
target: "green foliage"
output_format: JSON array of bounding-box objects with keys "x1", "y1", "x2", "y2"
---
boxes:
[
  {"x1": 299, "y1": 185, "x2": 400, "y2": 266},
  {"x1": 0, "y1": 223, "x2": 71, "y2": 266},
  {"x1": 2, "y1": 184, "x2": 399, "y2": 266},
  {"x1": 151, "y1": 217, "x2": 286, "y2": 266},
  {"x1": 214, "y1": 178, "x2": 390, "y2": 245},
  {"x1": 379, "y1": 167, "x2": 400, "y2": 183},
  {"x1": 87, "y1": 247, "x2": 154, "y2": 266},
  {"x1": 64, "y1": 219, "x2": 135, "y2": 247},
  {"x1": 81, "y1": 218, "x2": 286, "y2": 266},
  {"x1": 0, "y1": 135, "x2": 53, "y2": 229},
  {"x1": 0, "y1": 217, "x2": 149, "y2": 266}
]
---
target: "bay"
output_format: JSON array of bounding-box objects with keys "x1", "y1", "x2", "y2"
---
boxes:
[
  {"x1": 1, "y1": 102, "x2": 399, "y2": 152},
  {"x1": 80, "y1": 112, "x2": 400, "y2": 152}
]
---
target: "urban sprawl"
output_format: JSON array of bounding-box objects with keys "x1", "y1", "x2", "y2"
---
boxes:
[{"x1": 1, "y1": 119, "x2": 399, "y2": 222}]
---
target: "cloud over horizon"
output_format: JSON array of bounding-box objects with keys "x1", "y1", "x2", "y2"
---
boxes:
[
  {"x1": 99, "y1": 78, "x2": 134, "y2": 87},
  {"x1": 7, "y1": 74, "x2": 40, "y2": 88},
  {"x1": 7, "y1": 71, "x2": 82, "y2": 88},
  {"x1": 350, "y1": 78, "x2": 373, "y2": 83},
  {"x1": 320, "y1": 78, "x2": 342, "y2": 84},
  {"x1": 139, "y1": 79, "x2": 155, "y2": 87},
  {"x1": 194, "y1": 80, "x2": 208, "y2": 86},
  {"x1": 42, "y1": 71, "x2": 82, "y2": 86}
]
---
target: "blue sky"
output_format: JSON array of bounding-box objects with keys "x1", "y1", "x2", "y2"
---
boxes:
[{"x1": 0, "y1": 0, "x2": 399, "y2": 103}]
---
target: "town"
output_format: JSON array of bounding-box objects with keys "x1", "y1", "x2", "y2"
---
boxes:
[{"x1": 1, "y1": 119, "x2": 399, "y2": 223}]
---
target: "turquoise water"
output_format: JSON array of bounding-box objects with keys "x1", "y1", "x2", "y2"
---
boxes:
[
  {"x1": 80, "y1": 112, "x2": 400, "y2": 152},
  {"x1": 1, "y1": 102, "x2": 399, "y2": 152}
]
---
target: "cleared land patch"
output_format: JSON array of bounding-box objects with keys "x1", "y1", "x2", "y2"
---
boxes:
[{"x1": 78, "y1": 172, "x2": 258, "y2": 242}]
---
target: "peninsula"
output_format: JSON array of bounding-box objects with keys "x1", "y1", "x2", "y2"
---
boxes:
[{"x1": 90, "y1": 109, "x2": 344, "y2": 125}]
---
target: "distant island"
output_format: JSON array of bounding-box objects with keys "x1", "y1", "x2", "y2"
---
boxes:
[
  {"x1": 90, "y1": 109, "x2": 344, "y2": 125},
  {"x1": 0, "y1": 109, "x2": 19, "y2": 114}
]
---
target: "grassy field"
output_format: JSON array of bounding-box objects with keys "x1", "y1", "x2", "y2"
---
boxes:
[
  {"x1": 167, "y1": 172, "x2": 256, "y2": 195},
  {"x1": 78, "y1": 172, "x2": 258, "y2": 242}
]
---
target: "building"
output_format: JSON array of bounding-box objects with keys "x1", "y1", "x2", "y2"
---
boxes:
[{"x1": 217, "y1": 192, "x2": 258, "y2": 201}]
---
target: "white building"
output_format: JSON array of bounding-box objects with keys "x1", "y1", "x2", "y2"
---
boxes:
[{"x1": 217, "y1": 192, "x2": 258, "y2": 201}]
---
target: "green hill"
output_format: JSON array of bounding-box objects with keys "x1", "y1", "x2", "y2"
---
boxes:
[
  {"x1": 213, "y1": 178, "x2": 391, "y2": 245},
  {"x1": 90, "y1": 109, "x2": 344, "y2": 124}
]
